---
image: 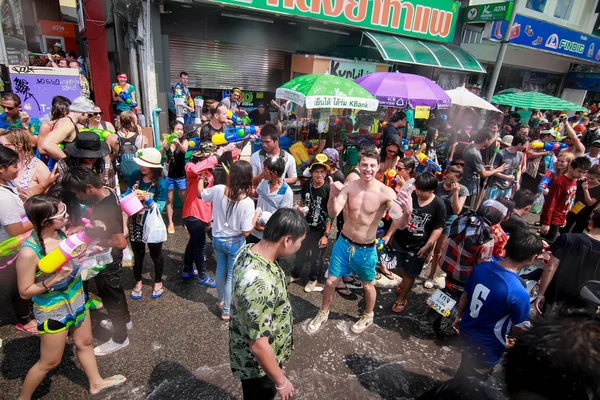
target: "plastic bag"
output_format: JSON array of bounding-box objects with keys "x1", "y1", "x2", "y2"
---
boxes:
[
  {"x1": 530, "y1": 192, "x2": 544, "y2": 214},
  {"x1": 143, "y1": 205, "x2": 167, "y2": 243}
]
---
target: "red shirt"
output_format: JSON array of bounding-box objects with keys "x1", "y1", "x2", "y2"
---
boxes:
[
  {"x1": 540, "y1": 174, "x2": 577, "y2": 226},
  {"x1": 182, "y1": 163, "x2": 213, "y2": 223}
]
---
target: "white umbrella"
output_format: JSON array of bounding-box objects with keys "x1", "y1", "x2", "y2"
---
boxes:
[{"x1": 445, "y1": 87, "x2": 501, "y2": 112}]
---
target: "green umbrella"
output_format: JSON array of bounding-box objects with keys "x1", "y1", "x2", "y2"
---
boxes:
[
  {"x1": 491, "y1": 91, "x2": 586, "y2": 112},
  {"x1": 276, "y1": 74, "x2": 379, "y2": 111}
]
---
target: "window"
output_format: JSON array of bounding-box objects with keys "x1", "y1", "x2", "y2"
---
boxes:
[
  {"x1": 554, "y1": 0, "x2": 575, "y2": 20},
  {"x1": 526, "y1": 0, "x2": 546, "y2": 13}
]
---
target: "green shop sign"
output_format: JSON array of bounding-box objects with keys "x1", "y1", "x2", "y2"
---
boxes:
[
  {"x1": 206, "y1": 0, "x2": 459, "y2": 43},
  {"x1": 465, "y1": 1, "x2": 513, "y2": 23}
]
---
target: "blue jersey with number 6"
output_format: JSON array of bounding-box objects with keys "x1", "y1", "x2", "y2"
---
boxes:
[{"x1": 460, "y1": 259, "x2": 531, "y2": 366}]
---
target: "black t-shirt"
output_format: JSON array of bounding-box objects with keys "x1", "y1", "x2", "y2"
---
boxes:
[
  {"x1": 92, "y1": 190, "x2": 124, "y2": 269},
  {"x1": 382, "y1": 124, "x2": 401, "y2": 144},
  {"x1": 501, "y1": 213, "x2": 528, "y2": 234},
  {"x1": 166, "y1": 148, "x2": 186, "y2": 179},
  {"x1": 301, "y1": 180, "x2": 330, "y2": 230},
  {"x1": 417, "y1": 377, "x2": 504, "y2": 400},
  {"x1": 546, "y1": 233, "x2": 600, "y2": 308},
  {"x1": 320, "y1": 129, "x2": 334, "y2": 150},
  {"x1": 248, "y1": 109, "x2": 270, "y2": 126},
  {"x1": 199, "y1": 123, "x2": 224, "y2": 143},
  {"x1": 571, "y1": 181, "x2": 600, "y2": 222},
  {"x1": 393, "y1": 192, "x2": 446, "y2": 249},
  {"x1": 329, "y1": 169, "x2": 345, "y2": 183}
]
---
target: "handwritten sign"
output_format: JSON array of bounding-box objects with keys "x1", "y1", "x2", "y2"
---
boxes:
[
  {"x1": 8, "y1": 66, "x2": 81, "y2": 119},
  {"x1": 415, "y1": 106, "x2": 431, "y2": 120}
]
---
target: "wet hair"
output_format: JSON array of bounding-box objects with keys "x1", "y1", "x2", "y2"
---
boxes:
[
  {"x1": 24, "y1": 195, "x2": 62, "y2": 256},
  {"x1": 51, "y1": 95, "x2": 71, "y2": 120},
  {"x1": 118, "y1": 111, "x2": 138, "y2": 133},
  {"x1": 446, "y1": 164, "x2": 464, "y2": 180},
  {"x1": 424, "y1": 127, "x2": 438, "y2": 152},
  {"x1": 478, "y1": 200, "x2": 508, "y2": 226},
  {"x1": 390, "y1": 111, "x2": 406, "y2": 123},
  {"x1": 512, "y1": 133, "x2": 529, "y2": 146},
  {"x1": 571, "y1": 156, "x2": 592, "y2": 171},
  {"x1": 0, "y1": 129, "x2": 34, "y2": 162},
  {"x1": 179, "y1": 71, "x2": 188, "y2": 78},
  {"x1": 475, "y1": 128, "x2": 495, "y2": 144},
  {"x1": 0, "y1": 146, "x2": 19, "y2": 168},
  {"x1": 504, "y1": 308, "x2": 600, "y2": 399},
  {"x1": 260, "y1": 123, "x2": 280, "y2": 142},
  {"x1": 263, "y1": 208, "x2": 308, "y2": 243},
  {"x1": 513, "y1": 189, "x2": 536, "y2": 209},
  {"x1": 359, "y1": 147, "x2": 379, "y2": 163},
  {"x1": 398, "y1": 157, "x2": 416, "y2": 173},
  {"x1": 170, "y1": 120, "x2": 184, "y2": 134},
  {"x1": 415, "y1": 172, "x2": 438, "y2": 191},
  {"x1": 2, "y1": 93, "x2": 21, "y2": 106},
  {"x1": 504, "y1": 230, "x2": 543, "y2": 262},
  {"x1": 62, "y1": 166, "x2": 103, "y2": 193},
  {"x1": 496, "y1": 196, "x2": 515, "y2": 217},
  {"x1": 225, "y1": 160, "x2": 253, "y2": 220},
  {"x1": 263, "y1": 156, "x2": 285, "y2": 177}
]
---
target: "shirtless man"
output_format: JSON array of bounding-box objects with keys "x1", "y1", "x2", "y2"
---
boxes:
[
  {"x1": 39, "y1": 96, "x2": 95, "y2": 161},
  {"x1": 307, "y1": 147, "x2": 412, "y2": 334},
  {"x1": 560, "y1": 121, "x2": 586, "y2": 158}
]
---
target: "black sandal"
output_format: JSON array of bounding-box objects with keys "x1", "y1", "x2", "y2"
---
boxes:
[
  {"x1": 343, "y1": 277, "x2": 363, "y2": 288},
  {"x1": 336, "y1": 285, "x2": 356, "y2": 299}
]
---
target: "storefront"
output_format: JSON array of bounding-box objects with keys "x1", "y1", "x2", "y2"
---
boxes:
[{"x1": 463, "y1": 13, "x2": 600, "y2": 98}]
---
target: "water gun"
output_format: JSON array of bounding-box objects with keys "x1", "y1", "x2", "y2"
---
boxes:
[
  {"x1": 165, "y1": 132, "x2": 179, "y2": 144},
  {"x1": 38, "y1": 221, "x2": 106, "y2": 274},
  {"x1": 537, "y1": 170, "x2": 554, "y2": 193},
  {"x1": 80, "y1": 127, "x2": 112, "y2": 141},
  {"x1": 382, "y1": 169, "x2": 397, "y2": 187},
  {"x1": 113, "y1": 85, "x2": 138, "y2": 108},
  {"x1": 531, "y1": 141, "x2": 567, "y2": 152},
  {"x1": 376, "y1": 238, "x2": 385, "y2": 253},
  {"x1": 212, "y1": 126, "x2": 258, "y2": 146},
  {"x1": 188, "y1": 137, "x2": 200, "y2": 150},
  {"x1": 417, "y1": 152, "x2": 442, "y2": 173},
  {"x1": 226, "y1": 110, "x2": 245, "y2": 126},
  {"x1": 0, "y1": 232, "x2": 31, "y2": 257}
]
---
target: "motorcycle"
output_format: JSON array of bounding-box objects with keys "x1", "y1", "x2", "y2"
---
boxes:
[
  {"x1": 579, "y1": 280, "x2": 600, "y2": 310},
  {"x1": 425, "y1": 283, "x2": 463, "y2": 340}
]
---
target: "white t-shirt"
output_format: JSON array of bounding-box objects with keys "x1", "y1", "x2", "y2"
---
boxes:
[
  {"x1": 250, "y1": 150, "x2": 297, "y2": 181},
  {"x1": 252, "y1": 179, "x2": 294, "y2": 239},
  {"x1": 201, "y1": 185, "x2": 255, "y2": 238},
  {"x1": 0, "y1": 182, "x2": 26, "y2": 244},
  {"x1": 585, "y1": 152, "x2": 600, "y2": 166}
]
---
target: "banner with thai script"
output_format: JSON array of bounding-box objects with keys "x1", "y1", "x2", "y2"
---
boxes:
[
  {"x1": 8, "y1": 66, "x2": 81, "y2": 119},
  {"x1": 208, "y1": 0, "x2": 459, "y2": 43}
]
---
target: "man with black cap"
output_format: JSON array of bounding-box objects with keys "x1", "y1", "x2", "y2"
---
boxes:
[
  {"x1": 40, "y1": 96, "x2": 96, "y2": 161},
  {"x1": 248, "y1": 104, "x2": 270, "y2": 126}
]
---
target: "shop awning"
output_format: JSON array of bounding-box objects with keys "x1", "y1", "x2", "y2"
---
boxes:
[{"x1": 363, "y1": 31, "x2": 486, "y2": 74}]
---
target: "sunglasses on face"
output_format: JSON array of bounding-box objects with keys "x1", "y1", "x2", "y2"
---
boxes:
[
  {"x1": 2, "y1": 105, "x2": 16, "y2": 112},
  {"x1": 396, "y1": 165, "x2": 407, "y2": 171},
  {"x1": 89, "y1": 112, "x2": 103, "y2": 117}
]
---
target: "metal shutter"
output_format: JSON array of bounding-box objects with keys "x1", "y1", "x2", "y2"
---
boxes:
[{"x1": 168, "y1": 37, "x2": 290, "y2": 91}]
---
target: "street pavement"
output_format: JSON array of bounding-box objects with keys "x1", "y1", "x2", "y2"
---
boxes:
[{"x1": 0, "y1": 210, "x2": 497, "y2": 400}]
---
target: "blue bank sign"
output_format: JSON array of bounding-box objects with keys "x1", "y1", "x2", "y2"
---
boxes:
[{"x1": 491, "y1": 14, "x2": 600, "y2": 63}]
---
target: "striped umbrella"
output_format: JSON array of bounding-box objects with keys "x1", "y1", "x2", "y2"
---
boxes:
[
  {"x1": 355, "y1": 72, "x2": 451, "y2": 109},
  {"x1": 491, "y1": 91, "x2": 586, "y2": 112}
]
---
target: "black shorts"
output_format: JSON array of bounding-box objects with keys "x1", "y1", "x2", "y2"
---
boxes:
[{"x1": 394, "y1": 244, "x2": 426, "y2": 278}]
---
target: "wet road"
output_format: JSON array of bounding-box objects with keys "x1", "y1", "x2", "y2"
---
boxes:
[{"x1": 0, "y1": 213, "x2": 465, "y2": 400}]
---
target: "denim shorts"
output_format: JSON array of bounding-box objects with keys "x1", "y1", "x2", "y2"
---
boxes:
[
  {"x1": 486, "y1": 186, "x2": 512, "y2": 200},
  {"x1": 165, "y1": 176, "x2": 187, "y2": 190},
  {"x1": 442, "y1": 214, "x2": 459, "y2": 236},
  {"x1": 328, "y1": 234, "x2": 378, "y2": 283}
]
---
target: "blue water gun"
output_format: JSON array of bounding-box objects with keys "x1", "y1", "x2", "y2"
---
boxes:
[
  {"x1": 188, "y1": 137, "x2": 200, "y2": 150},
  {"x1": 212, "y1": 126, "x2": 258, "y2": 146}
]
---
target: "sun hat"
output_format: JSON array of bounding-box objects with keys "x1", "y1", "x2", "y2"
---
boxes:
[
  {"x1": 310, "y1": 153, "x2": 330, "y2": 172},
  {"x1": 322, "y1": 148, "x2": 339, "y2": 168},
  {"x1": 70, "y1": 96, "x2": 96, "y2": 113},
  {"x1": 53, "y1": 42, "x2": 63, "y2": 48},
  {"x1": 540, "y1": 129, "x2": 554, "y2": 137},
  {"x1": 133, "y1": 148, "x2": 163, "y2": 169},
  {"x1": 500, "y1": 135, "x2": 513, "y2": 147},
  {"x1": 64, "y1": 130, "x2": 110, "y2": 159}
]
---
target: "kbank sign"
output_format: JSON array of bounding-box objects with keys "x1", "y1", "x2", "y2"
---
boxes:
[{"x1": 208, "y1": 0, "x2": 459, "y2": 43}]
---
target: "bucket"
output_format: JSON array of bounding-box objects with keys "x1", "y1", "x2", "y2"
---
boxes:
[
  {"x1": 345, "y1": 146, "x2": 359, "y2": 166},
  {"x1": 120, "y1": 192, "x2": 144, "y2": 216},
  {"x1": 289, "y1": 142, "x2": 309, "y2": 165}
]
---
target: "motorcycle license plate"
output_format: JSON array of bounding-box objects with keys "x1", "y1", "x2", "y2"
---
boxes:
[{"x1": 427, "y1": 289, "x2": 456, "y2": 317}]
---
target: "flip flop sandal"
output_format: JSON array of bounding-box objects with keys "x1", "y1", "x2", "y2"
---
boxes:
[
  {"x1": 15, "y1": 323, "x2": 39, "y2": 335},
  {"x1": 130, "y1": 288, "x2": 142, "y2": 300},
  {"x1": 151, "y1": 285, "x2": 164, "y2": 299},
  {"x1": 424, "y1": 280, "x2": 435, "y2": 289},
  {"x1": 343, "y1": 277, "x2": 363, "y2": 288},
  {"x1": 335, "y1": 286, "x2": 354, "y2": 298},
  {"x1": 391, "y1": 300, "x2": 408, "y2": 313},
  {"x1": 91, "y1": 375, "x2": 127, "y2": 395},
  {"x1": 378, "y1": 268, "x2": 395, "y2": 280}
]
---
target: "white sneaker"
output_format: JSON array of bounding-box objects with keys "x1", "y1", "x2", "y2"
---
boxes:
[
  {"x1": 304, "y1": 280, "x2": 318, "y2": 293},
  {"x1": 351, "y1": 312, "x2": 374, "y2": 334},
  {"x1": 307, "y1": 310, "x2": 329, "y2": 333},
  {"x1": 100, "y1": 319, "x2": 133, "y2": 331},
  {"x1": 94, "y1": 338, "x2": 130, "y2": 356}
]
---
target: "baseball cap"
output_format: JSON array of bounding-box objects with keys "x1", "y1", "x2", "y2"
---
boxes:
[
  {"x1": 592, "y1": 140, "x2": 600, "y2": 147},
  {"x1": 310, "y1": 153, "x2": 330, "y2": 172}
]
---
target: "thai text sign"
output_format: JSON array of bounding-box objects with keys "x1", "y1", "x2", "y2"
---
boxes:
[
  {"x1": 208, "y1": 0, "x2": 459, "y2": 43},
  {"x1": 8, "y1": 66, "x2": 81, "y2": 119},
  {"x1": 491, "y1": 14, "x2": 600, "y2": 64}
]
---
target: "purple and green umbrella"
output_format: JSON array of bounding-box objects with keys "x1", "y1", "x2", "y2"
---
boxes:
[{"x1": 355, "y1": 72, "x2": 451, "y2": 109}]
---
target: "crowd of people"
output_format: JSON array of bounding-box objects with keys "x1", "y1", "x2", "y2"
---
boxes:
[{"x1": 1, "y1": 70, "x2": 599, "y2": 399}]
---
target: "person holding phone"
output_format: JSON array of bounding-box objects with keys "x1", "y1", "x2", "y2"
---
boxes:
[{"x1": 0, "y1": 93, "x2": 40, "y2": 150}]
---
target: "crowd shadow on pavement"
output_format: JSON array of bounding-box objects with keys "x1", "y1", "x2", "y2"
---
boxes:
[
  {"x1": 1, "y1": 336, "x2": 88, "y2": 398},
  {"x1": 345, "y1": 353, "x2": 441, "y2": 399},
  {"x1": 146, "y1": 361, "x2": 236, "y2": 400}
]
